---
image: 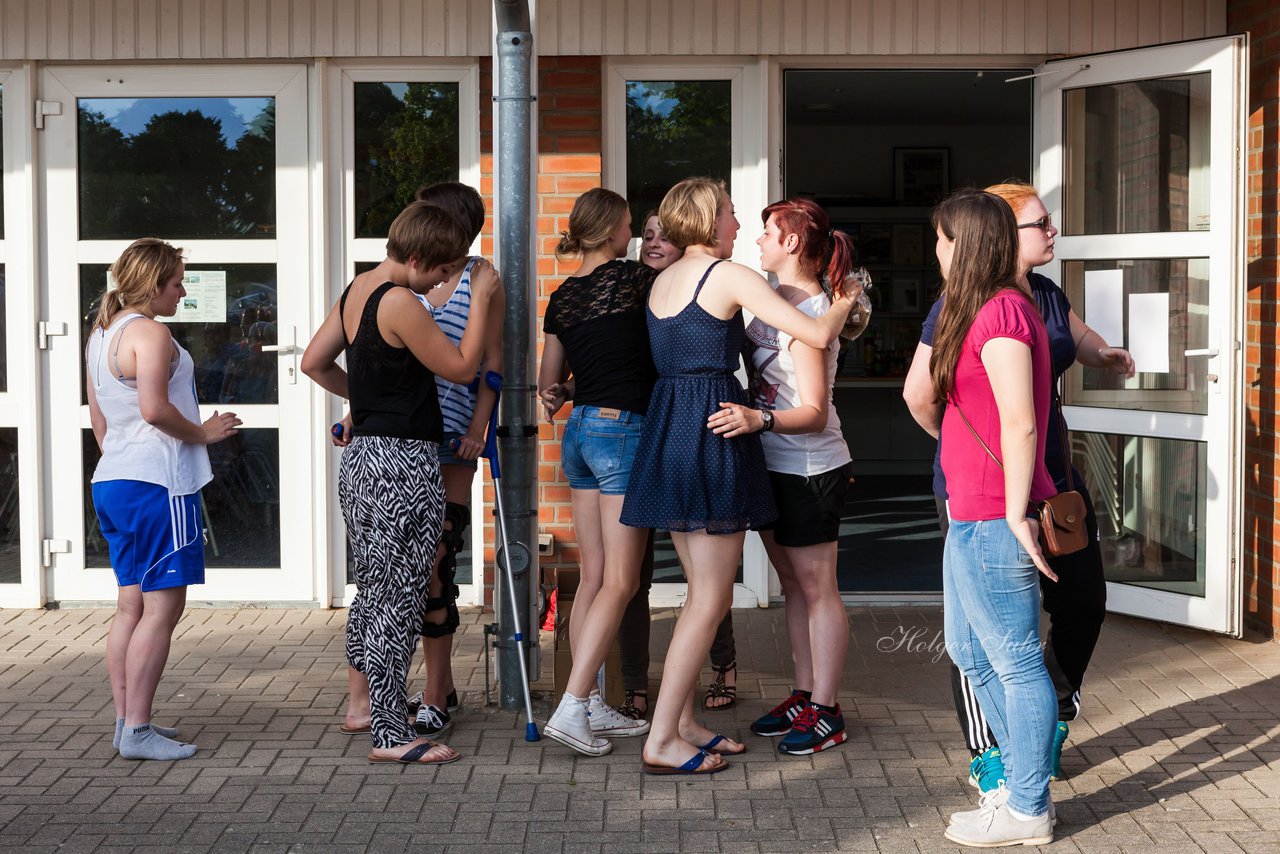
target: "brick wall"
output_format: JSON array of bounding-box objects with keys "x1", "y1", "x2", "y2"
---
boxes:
[
  {"x1": 474, "y1": 56, "x2": 602, "y2": 608},
  {"x1": 534, "y1": 56, "x2": 604, "y2": 579},
  {"x1": 1232, "y1": 0, "x2": 1280, "y2": 637}
]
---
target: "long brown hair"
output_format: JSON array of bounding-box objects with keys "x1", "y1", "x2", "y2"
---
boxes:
[
  {"x1": 927, "y1": 190, "x2": 1021, "y2": 403},
  {"x1": 94, "y1": 238, "x2": 185, "y2": 332}
]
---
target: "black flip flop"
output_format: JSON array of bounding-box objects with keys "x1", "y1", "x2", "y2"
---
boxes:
[{"x1": 368, "y1": 741, "x2": 460, "y2": 765}]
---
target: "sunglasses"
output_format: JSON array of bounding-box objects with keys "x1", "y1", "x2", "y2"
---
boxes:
[{"x1": 1017, "y1": 215, "x2": 1054, "y2": 232}]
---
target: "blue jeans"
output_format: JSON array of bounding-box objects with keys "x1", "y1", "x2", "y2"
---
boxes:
[
  {"x1": 561, "y1": 406, "x2": 645, "y2": 495},
  {"x1": 944, "y1": 517, "x2": 1056, "y2": 817}
]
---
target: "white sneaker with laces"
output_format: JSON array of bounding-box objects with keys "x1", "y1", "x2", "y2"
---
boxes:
[
  {"x1": 545, "y1": 692, "x2": 613, "y2": 756},
  {"x1": 945, "y1": 783, "x2": 1054, "y2": 847},
  {"x1": 587, "y1": 691, "x2": 650, "y2": 737},
  {"x1": 950, "y1": 783, "x2": 1056, "y2": 829}
]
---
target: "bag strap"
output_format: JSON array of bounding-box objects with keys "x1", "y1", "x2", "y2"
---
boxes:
[
  {"x1": 1051, "y1": 396, "x2": 1071, "y2": 485},
  {"x1": 955, "y1": 405, "x2": 1004, "y2": 471},
  {"x1": 957, "y1": 396, "x2": 1075, "y2": 481}
]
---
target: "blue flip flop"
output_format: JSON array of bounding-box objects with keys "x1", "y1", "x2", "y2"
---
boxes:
[
  {"x1": 641, "y1": 749, "x2": 728, "y2": 776},
  {"x1": 700, "y1": 734, "x2": 746, "y2": 755}
]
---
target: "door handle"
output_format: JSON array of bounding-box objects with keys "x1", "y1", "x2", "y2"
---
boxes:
[
  {"x1": 261, "y1": 327, "x2": 297, "y2": 384},
  {"x1": 1183, "y1": 348, "x2": 1218, "y2": 357}
]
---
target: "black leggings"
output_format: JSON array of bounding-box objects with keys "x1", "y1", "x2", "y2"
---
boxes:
[{"x1": 941, "y1": 465, "x2": 1108, "y2": 754}]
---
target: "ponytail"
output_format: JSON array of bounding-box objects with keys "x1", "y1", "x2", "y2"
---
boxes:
[
  {"x1": 94, "y1": 238, "x2": 185, "y2": 332},
  {"x1": 825, "y1": 229, "x2": 856, "y2": 297}
]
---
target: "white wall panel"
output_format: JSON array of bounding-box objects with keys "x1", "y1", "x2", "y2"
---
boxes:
[
  {"x1": 0, "y1": 0, "x2": 490, "y2": 59},
  {"x1": 0, "y1": 0, "x2": 1230, "y2": 60}
]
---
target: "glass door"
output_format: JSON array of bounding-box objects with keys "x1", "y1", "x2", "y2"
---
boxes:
[
  {"x1": 604, "y1": 59, "x2": 768, "y2": 607},
  {"x1": 1035, "y1": 37, "x2": 1247, "y2": 633},
  {"x1": 40, "y1": 65, "x2": 316, "y2": 602},
  {"x1": 331, "y1": 62, "x2": 479, "y2": 606},
  {"x1": 0, "y1": 66, "x2": 42, "y2": 607}
]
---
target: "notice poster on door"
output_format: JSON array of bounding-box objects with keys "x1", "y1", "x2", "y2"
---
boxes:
[
  {"x1": 160, "y1": 271, "x2": 228, "y2": 324},
  {"x1": 1128, "y1": 292, "x2": 1170, "y2": 374},
  {"x1": 1084, "y1": 269, "x2": 1124, "y2": 349}
]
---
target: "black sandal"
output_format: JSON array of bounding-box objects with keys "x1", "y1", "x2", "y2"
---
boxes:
[
  {"x1": 616, "y1": 689, "x2": 648, "y2": 720},
  {"x1": 703, "y1": 661, "x2": 737, "y2": 712}
]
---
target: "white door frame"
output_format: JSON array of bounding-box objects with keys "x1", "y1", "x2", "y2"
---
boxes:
[
  {"x1": 603, "y1": 57, "x2": 770, "y2": 608},
  {"x1": 1035, "y1": 37, "x2": 1247, "y2": 635},
  {"x1": 327, "y1": 60, "x2": 482, "y2": 608},
  {"x1": 0, "y1": 63, "x2": 45, "y2": 608},
  {"x1": 39, "y1": 64, "x2": 316, "y2": 603}
]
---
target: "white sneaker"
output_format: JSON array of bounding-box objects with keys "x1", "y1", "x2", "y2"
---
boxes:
[
  {"x1": 587, "y1": 692, "x2": 650, "y2": 737},
  {"x1": 545, "y1": 693, "x2": 613, "y2": 756},
  {"x1": 945, "y1": 784, "x2": 1054, "y2": 847},
  {"x1": 950, "y1": 784, "x2": 1056, "y2": 829}
]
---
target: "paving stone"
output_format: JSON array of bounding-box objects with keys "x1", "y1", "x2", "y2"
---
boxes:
[{"x1": 1, "y1": 606, "x2": 1278, "y2": 851}]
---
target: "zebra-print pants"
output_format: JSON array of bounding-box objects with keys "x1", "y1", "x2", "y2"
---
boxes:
[{"x1": 340, "y1": 435, "x2": 444, "y2": 749}]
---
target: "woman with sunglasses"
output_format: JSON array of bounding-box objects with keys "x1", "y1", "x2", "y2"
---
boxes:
[{"x1": 904, "y1": 180, "x2": 1134, "y2": 796}]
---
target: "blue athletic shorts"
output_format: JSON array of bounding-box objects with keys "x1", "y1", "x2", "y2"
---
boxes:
[{"x1": 92, "y1": 480, "x2": 206, "y2": 591}]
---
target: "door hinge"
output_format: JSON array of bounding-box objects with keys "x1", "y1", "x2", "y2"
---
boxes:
[
  {"x1": 34, "y1": 100, "x2": 63, "y2": 130},
  {"x1": 42, "y1": 539, "x2": 71, "y2": 568},
  {"x1": 38, "y1": 321, "x2": 68, "y2": 349}
]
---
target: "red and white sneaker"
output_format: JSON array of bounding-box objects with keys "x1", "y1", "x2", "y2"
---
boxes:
[{"x1": 777, "y1": 704, "x2": 847, "y2": 755}]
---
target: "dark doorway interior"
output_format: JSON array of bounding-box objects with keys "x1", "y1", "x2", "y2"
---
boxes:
[{"x1": 784, "y1": 69, "x2": 1033, "y2": 594}]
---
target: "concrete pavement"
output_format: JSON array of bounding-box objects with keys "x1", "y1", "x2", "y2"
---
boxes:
[{"x1": 1, "y1": 604, "x2": 1278, "y2": 852}]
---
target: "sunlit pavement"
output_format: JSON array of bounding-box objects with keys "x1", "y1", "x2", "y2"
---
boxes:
[{"x1": 1, "y1": 604, "x2": 1278, "y2": 852}]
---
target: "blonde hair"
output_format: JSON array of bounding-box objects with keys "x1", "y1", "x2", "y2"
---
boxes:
[
  {"x1": 94, "y1": 238, "x2": 185, "y2": 332},
  {"x1": 386, "y1": 201, "x2": 471, "y2": 269},
  {"x1": 984, "y1": 180, "x2": 1041, "y2": 219},
  {"x1": 555, "y1": 188, "x2": 629, "y2": 258},
  {"x1": 658, "y1": 177, "x2": 726, "y2": 249}
]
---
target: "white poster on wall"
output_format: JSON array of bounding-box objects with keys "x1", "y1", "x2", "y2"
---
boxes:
[
  {"x1": 1128, "y1": 292, "x2": 1170, "y2": 374},
  {"x1": 160, "y1": 271, "x2": 228, "y2": 324},
  {"x1": 1084, "y1": 269, "x2": 1125, "y2": 349}
]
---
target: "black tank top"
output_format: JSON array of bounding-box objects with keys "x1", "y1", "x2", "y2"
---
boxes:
[{"x1": 341, "y1": 282, "x2": 444, "y2": 443}]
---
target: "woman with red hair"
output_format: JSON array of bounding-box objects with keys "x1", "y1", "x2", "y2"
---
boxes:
[{"x1": 709, "y1": 197, "x2": 860, "y2": 754}]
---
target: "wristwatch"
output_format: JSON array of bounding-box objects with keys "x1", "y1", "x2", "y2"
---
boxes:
[{"x1": 759, "y1": 409, "x2": 775, "y2": 433}]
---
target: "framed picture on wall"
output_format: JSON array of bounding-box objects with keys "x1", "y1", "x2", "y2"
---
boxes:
[
  {"x1": 858, "y1": 223, "x2": 893, "y2": 264},
  {"x1": 894, "y1": 147, "x2": 950, "y2": 204},
  {"x1": 892, "y1": 277, "x2": 922, "y2": 313}
]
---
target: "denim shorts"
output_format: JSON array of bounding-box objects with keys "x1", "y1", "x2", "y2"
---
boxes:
[
  {"x1": 437, "y1": 430, "x2": 478, "y2": 470},
  {"x1": 561, "y1": 406, "x2": 645, "y2": 495}
]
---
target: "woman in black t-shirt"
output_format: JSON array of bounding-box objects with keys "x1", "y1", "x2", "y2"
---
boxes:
[{"x1": 538, "y1": 189, "x2": 657, "y2": 756}]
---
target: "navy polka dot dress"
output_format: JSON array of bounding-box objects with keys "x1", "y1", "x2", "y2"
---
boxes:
[{"x1": 620, "y1": 260, "x2": 778, "y2": 534}]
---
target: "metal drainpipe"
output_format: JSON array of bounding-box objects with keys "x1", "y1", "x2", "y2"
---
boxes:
[{"x1": 492, "y1": 0, "x2": 537, "y2": 711}]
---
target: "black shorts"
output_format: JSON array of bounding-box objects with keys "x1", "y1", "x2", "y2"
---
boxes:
[{"x1": 764, "y1": 466, "x2": 851, "y2": 547}]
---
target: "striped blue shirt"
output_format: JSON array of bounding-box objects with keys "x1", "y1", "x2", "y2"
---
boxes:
[{"x1": 418, "y1": 257, "x2": 480, "y2": 435}]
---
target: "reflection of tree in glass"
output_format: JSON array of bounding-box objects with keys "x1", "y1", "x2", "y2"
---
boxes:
[
  {"x1": 354, "y1": 83, "x2": 461, "y2": 237},
  {"x1": 77, "y1": 101, "x2": 276, "y2": 240},
  {"x1": 625, "y1": 80, "x2": 732, "y2": 234}
]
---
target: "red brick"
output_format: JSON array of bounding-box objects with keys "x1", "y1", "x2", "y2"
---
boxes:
[
  {"x1": 555, "y1": 174, "x2": 602, "y2": 194},
  {"x1": 540, "y1": 154, "x2": 601, "y2": 173}
]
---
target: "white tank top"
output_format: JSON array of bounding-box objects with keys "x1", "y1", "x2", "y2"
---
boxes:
[
  {"x1": 745, "y1": 289, "x2": 852, "y2": 477},
  {"x1": 87, "y1": 312, "x2": 213, "y2": 496}
]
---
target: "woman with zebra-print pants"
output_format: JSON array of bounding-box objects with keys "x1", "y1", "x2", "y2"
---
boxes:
[{"x1": 302, "y1": 201, "x2": 501, "y2": 764}]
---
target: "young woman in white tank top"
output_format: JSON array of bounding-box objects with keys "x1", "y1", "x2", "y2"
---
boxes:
[{"x1": 86, "y1": 238, "x2": 241, "y2": 761}]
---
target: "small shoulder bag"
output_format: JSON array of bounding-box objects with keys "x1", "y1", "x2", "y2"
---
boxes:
[{"x1": 955, "y1": 402, "x2": 1089, "y2": 557}]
